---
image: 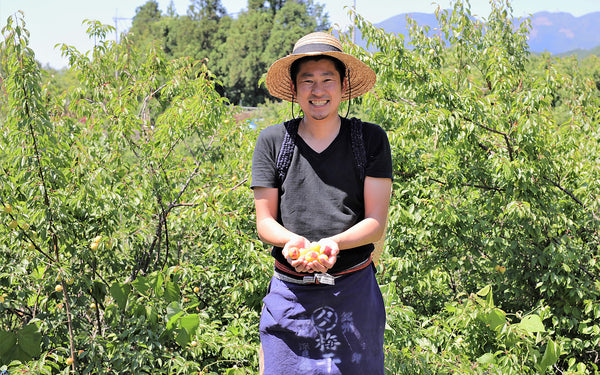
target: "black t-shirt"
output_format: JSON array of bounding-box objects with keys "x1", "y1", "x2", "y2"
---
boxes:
[{"x1": 251, "y1": 117, "x2": 393, "y2": 275}]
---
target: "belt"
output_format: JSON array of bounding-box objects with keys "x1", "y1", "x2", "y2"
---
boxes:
[{"x1": 273, "y1": 256, "x2": 372, "y2": 285}]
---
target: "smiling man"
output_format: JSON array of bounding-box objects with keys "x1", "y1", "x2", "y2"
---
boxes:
[
  {"x1": 294, "y1": 58, "x2": 345, "y2": 123},
  {"x1": 251, "y1": 32, "x2": 393, "y2": 374}
]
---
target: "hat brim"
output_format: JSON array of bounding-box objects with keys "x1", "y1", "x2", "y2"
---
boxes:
[{"x1": 265, "y1": 50, "x2": 376, "y2": 103}]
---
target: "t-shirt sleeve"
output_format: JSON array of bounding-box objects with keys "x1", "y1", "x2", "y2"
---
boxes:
[
  {"x1": 250, "y1": 124, "x2": 282, "y2": 189},
  {"x1": 363, "y1": 122, "x2": 393, "y2": 179}
]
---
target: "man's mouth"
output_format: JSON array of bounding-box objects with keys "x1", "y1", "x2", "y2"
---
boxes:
[{"x1": 310, "y1": 100, "x2": 329, "y2": 106}]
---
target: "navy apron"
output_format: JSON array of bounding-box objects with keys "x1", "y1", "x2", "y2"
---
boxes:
[{"x1": 259, "y1": 264, "x2": 385, "y2": 375}]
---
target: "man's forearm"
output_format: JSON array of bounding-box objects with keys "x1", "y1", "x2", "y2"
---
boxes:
[
  {"x1": 257, "y1": 217, "x2": 297, "y2": 248},
  {"x1": 327, "y1": 217, "x2": 386, "y2": 250}
]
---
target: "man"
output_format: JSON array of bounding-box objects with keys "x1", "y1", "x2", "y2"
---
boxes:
[{"x1": 251, "y1": 32, "x2": 392, "y2": 374}]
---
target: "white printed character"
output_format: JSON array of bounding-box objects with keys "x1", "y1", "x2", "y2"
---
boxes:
[
  {"x1": 316, "y1": 332, "x2": 341, "y2": 352},
  {"x1": 351, "y1": 352, "x2": 362, "y2": 364},
  {"x1": 312, "y1": 306, "x2": 338, "y2": 332},
  {"x1": 316, "y1": 354, "x2": 341, "y2": 373},
  {"x1": 341, "y1": 311, "x2": 366, "y2": 350}
]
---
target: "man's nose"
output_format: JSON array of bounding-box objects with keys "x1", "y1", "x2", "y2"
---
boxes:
[{"x1": 311, "y1": 82, "x2": 325, "y2": 95}]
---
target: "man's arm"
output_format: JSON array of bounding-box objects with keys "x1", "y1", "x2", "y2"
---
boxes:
[
  {"x1": 308, "y1": 176, "x2": 391, "y2": 273},
  {"x1": 253, "y1": 187, "x2": 308, "y2": 250},
  {"x1": 254, "y1": 177, "x2": 392, "y2": 274},
  {"x1": 326, "y1": 176, "x2": 392, "y2": 250}
]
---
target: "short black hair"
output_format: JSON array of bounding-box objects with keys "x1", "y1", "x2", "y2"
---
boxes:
[{"x1": 290, "y1": 55, "x2": 347, "y2": 89}]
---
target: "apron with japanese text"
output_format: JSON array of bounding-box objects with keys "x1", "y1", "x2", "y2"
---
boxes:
[{"x1": 259, "y1": 264, "x2": 385, "y2": 375}]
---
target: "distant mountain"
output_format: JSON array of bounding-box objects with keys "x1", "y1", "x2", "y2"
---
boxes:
[
  {"x1": 556, "y1": 45, "x2": 600, "y2": 59},
  {"x1": 355, "y1": 11, "x2": 600, "y2": 55},
  {"x1": 528, "y1": 12, "x2": 600, "y2": 54}
]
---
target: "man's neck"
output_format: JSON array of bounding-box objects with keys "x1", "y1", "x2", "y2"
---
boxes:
[
  {"x1": 297, "y1": 116, "x2": 341, "y2": 153},
  {"x1": 299, "y1": 115, "x2": 341, "y2": 140}
]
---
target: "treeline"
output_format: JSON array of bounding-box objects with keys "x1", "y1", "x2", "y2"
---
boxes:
[{"x1": 127, "y1": 0, "x2": 329, "y2": 106}]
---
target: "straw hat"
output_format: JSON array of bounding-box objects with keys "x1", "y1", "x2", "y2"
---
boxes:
[{"x1": 265, "y1": 32, "x2": 376, "y2": 102}]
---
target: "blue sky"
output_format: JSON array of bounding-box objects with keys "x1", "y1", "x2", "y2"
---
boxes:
[{"x1": 1, "y1": 0, "x2": 598, "y2": 69}]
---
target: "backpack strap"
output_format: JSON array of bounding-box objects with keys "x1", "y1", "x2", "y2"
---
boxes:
[
  {"x1": 349, "y1": 117, "x2": 366, "y2": 181},
  {"x1": 276, "y1": 117, "x2": 366, "y2": 185},
  {"x1": 276, "y1": 118, "x2": 301, "y2": 185}
]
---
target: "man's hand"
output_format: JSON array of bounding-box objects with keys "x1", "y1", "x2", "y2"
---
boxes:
[
  {"x1": 289, "y1": 238, "x2": 339, "y2": 274},
  {"x1": 282, "y1": 237, "x2": 311, "y2": 272},
  {"x1": 282, "y1": 237, "x2": 339, "y2": 274},
  {"x1": 307, "y1": 238, "x2": 339, "y2": 273}
]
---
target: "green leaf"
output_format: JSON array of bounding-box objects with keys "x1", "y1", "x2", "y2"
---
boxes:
[
  {"x1": 151, "y1": 271, "x2": 165, "y2": 297},
  {"x1": 486, "y1": 308, "x2": 507, "y2": 331},
  {"x1": 180, "y1": 314, "x2": 199, "y2": 336},
  {"x1": 539, "y1": 339, "x2": 559, "y2": 372},
  {"x1": 0, "y1": 325, "x2": 41, "y2": 364},
  {"x1": 90, "y1": 280, "x2": 107, "y2": 301},
  {"x1": 519, "y1": 314, "x2": 545, "y2": 333},
  {"x1": 164, "y1": 280, "x2": 180, "y2": 303},
  {"x1": 166, "y1": 302, "x2": 184, "y2": 331},
  {"x1": 476, "y1": 285, "x2": 494, "y2": 307},
  {"x1": 132, "y1": 275, "x2": 152, "y2": 296},
  {"x1": 477, "y1": 352, "x2": 496, "y2": 364},
  {"x1": 15, "y1": 324, "x2": 41, "y2": 358},
  {"x1": 146, "y1": 305, "x2": 159, "y2": 326},
  {"x1": 166, "y1": 302, "x2": 183, "y2": 320},
  {"x1": 110, "y1": 282, "x2": 131, "y2": 310},
  {"x1": 0, "y1": 331, "x2": 17, "y2": 356},
  {"x1": 175, "y1": 327, "x2": 191, "y2": 347},
  {"x1": 477, "y1": 285, "x2": 491, "y2": 297}
]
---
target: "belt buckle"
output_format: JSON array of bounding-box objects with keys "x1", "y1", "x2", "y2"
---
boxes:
[{"x1": 308, "y1": 273, "x2": 334, "y2": 285}]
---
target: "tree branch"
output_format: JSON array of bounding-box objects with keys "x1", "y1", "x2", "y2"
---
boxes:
[
  {"x1": 543, "y1": 176, "x2": 584, "y2": 208},
  {"x1": 462, "y1": 115, "x2": 515, "y2": 161},
  {"x1": 428, "y1": 177, "x2": 503, "y2": 193}
]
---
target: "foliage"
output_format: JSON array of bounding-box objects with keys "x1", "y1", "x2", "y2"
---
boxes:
[
  {"x1": 348, "y1": 0, "x2": 600, "y2": 373},
  {"x1": 2, "y1": 0, "x2": 600, "y2": 374},
  {"x1": 1, "y1": 12, "x2": 267, "y2": 374}
]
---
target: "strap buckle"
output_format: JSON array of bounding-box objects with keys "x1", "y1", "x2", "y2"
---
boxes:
[{"x1": 303, "y1": 273, "x2": 335, "y2": 285}]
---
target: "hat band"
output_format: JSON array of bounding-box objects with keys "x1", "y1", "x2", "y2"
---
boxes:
[{"x1": 292, "y1": 43, "x2": 342, "y2": 55}]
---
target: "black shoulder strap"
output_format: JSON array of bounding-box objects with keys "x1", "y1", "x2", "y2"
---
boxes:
[
  {"x1": 276, "y1": 118, "x2": 301, "y2": 185},
  {"x1": 276, "y1": 117, "x2": 366, "y2": 185},
  {"x1": 349, "y1": 117, "x2": 366, "y2": 181}
]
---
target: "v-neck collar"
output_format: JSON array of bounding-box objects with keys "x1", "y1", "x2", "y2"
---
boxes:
[{"x1": 296, "y1": 118, "x2": 347, "y2": 158}]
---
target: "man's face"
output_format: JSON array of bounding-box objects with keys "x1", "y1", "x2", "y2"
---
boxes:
[{"x1": 292, "y1": 58, "x2": 347, "y2": 123}]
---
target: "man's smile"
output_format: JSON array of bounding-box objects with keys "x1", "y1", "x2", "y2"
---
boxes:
[{"x1": 310, "y1": 100, "x2": 329, "y2": 106}]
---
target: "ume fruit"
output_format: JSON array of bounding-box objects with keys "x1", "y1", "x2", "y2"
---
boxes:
[
  {"x1": 288, "y1": 247, "x2": 301, "y2": 260},
  {"x1": 287, "y1": 243, "x2": 333, "y2": 265}
]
